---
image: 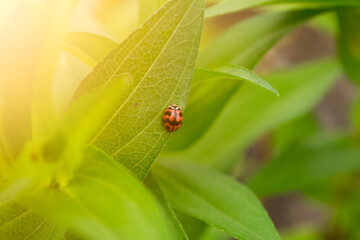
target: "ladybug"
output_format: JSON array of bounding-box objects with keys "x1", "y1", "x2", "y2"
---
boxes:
[{"x1": 162, "y1": 104, "x2": 183, "y2": 132}]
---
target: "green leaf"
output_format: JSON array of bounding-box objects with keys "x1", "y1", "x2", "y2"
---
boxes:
[
  {"x1": 205, "y1": 0, "x2": 267, "y2": 18},
  {"x1": 248, "y1": 133, "x2": 360, "y2": 197},
  {"x1": 198, "y1": 9, "x2": 321, "y2": 69},
  {"x1": 0, "y1": 201, "x2": 65, "y2": 239},
  {"x1": 153, "y1": 161, "x2": 281, "y2": 240},
  {"x1": 145, "y1": 174, "x2": 189, "y2": 240},
  {"x1": 308, "y1": 12, "x2": 337, "y2": 37},
  {"x1": 281, "y1": 226, "x2": 322, "y2": 240},
  {"x1": 72, "y1": 0, "x2": 205, "y2": 180},
  {"x1": 339, "y1": 190, "x2": 360, "y2": 240},
  {"x1": 63, "y1": 32, "x2": 118, "y2": 68},
  {"x1": 176, "y1": 213, "x2": 207, "y2": 240},
  {"x1": 165, "y1": 66, "x2": 278, "y2": 151},
  {"x1": 205, "y1": 0, "x2": 360, "y2": 18},
  {"x1": 337, "y1": 9, "x2": 360, "y2": 84},
  {"x1": 200, "y1": 227, "x2": 229, "y2": 240},
  {"x1": 273, "y1": 114, "x2": 318, "y2": 153},
  {"x1": 194, "y1": 66, "x2": 279, "y2": 95},
  {"x1": 163, "y1": 59, "x2": 341, "y2": 171},
  {"x1": 217, "y1": 65, "x2": 279, "y2": 95},
  {"x1": 26, "y1": 146, "x2": 175, "y2": 240}
]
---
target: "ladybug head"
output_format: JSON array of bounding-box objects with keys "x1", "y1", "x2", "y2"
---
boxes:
[{"x1": 168, "y1": 104, "x2": 180, "y2": 110}]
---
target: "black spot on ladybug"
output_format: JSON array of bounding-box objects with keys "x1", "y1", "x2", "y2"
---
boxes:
[{"x1": 163, "y1": 118, "x2": 182, "y2": 126}]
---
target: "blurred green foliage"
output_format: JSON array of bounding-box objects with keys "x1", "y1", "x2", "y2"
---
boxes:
[{"x1": 0, "y1": 0, "x2": 360, "y2": 239}]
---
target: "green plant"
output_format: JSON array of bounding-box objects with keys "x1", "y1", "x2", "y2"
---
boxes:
[{"x1": 0, "y1": 0, "x2": 359, "y2": 239}]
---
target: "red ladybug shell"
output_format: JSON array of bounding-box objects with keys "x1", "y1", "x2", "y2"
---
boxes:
[{"x1": 162, "y1": 104, "x2": 183, "y2": 132}]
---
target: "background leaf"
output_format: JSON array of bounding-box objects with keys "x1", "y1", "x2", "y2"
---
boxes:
[
  {"x1": 72, "y1": 0, "x2": 205, "y2": 180},
  {"x1": 248, "y1": 133, "x2": 360, "y2": 197},
  {"x1": 0, "y1": 201, "x2": 64, "y2": 239},
  {"x1": 0, "y1": 75, "x2": 130, "y2": 204},
  {"x1": 64, "y1": 32, "x2": 118, "y2": 68},
  {"x1": 200, "y1": 227, "x2": 229, "y2": 240},
  {"x1": 308, "y1": 12, "x2": 337, "y2": 37},
  {"x1": 26, "y1": 146, "x2": 175, "y2": 240},
  {"x1": 145, "y1": 174, "x2": 189, "y2": 240},
  {"x1": 193, "y1": 66, "x2": 279, "y2": 95},
  {"x1": 176, "y1": 213, "x2": 207, "y2": 240},
  {"x1": 337, "y1": 9, "x2": 360, "y2": 84},
  {"x1": 272, "y1": 114, "x2": 318, "y2": 153},
  {"x1": 198, "y1": 9, "x2": 320, "y2": 69},
  {"x1": 153, "y1": 161, "x2": 281, "y2": 240},
  {"x1": 205, "y1": 0, "x2": 360, "y2": 18},
  {"x1": 281, "y1": 226, "x2": 322, "y2": 240}
]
